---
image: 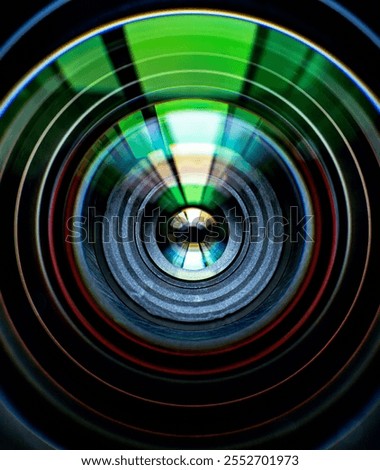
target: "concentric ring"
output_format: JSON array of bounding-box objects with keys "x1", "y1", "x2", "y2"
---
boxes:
[{"x1": 1, "y1": 3, "x2": 379, "y2": 450}]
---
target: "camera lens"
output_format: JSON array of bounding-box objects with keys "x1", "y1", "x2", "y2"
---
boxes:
[{"x1": 1, "y1": 1, "x2": 379, "y2": 450}]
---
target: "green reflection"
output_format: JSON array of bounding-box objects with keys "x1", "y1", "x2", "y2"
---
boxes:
[
  {"x1": 57, "y1": 35, "x2": 122, "y2": 93},
  {"x1": 125, "y1": 14, "x2": 257, "y2": 99},
  {"x1": 2, "y1": 10, "x2": 377, "y2": 204}
]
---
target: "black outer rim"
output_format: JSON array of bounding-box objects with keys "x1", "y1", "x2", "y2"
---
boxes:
[
  {"x1": 0, "y1": 0, "x2": 379, "y2": 451},
  {"x1": 0, "y1": 0, "x2": 379, "y2": 101}
]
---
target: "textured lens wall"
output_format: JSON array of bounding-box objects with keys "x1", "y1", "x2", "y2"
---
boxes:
[{"x1": 1, "y1": 6, "x2": 379, "y2": 450}]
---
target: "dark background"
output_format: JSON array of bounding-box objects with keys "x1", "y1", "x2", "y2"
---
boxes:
[{"x1": 0, "y1": 0, "x2": 378, "y2": 45}]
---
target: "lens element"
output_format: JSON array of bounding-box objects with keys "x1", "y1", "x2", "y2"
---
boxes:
[
  {"x1": 1, "y1": 7, "x2": 378, "y2": 451},
  {"x1": 159, "y1": 206, "x2": 227, "y2": 272}
]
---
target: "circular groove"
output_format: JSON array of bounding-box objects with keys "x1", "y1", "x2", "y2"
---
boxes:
[{"x1": 1, "y1": 2, "x2": 379, "y2": 450}]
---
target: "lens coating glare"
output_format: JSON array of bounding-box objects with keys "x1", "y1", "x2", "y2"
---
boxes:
[{"x1": 159, "y1": 206, "x2": 227, "y2": 271}]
